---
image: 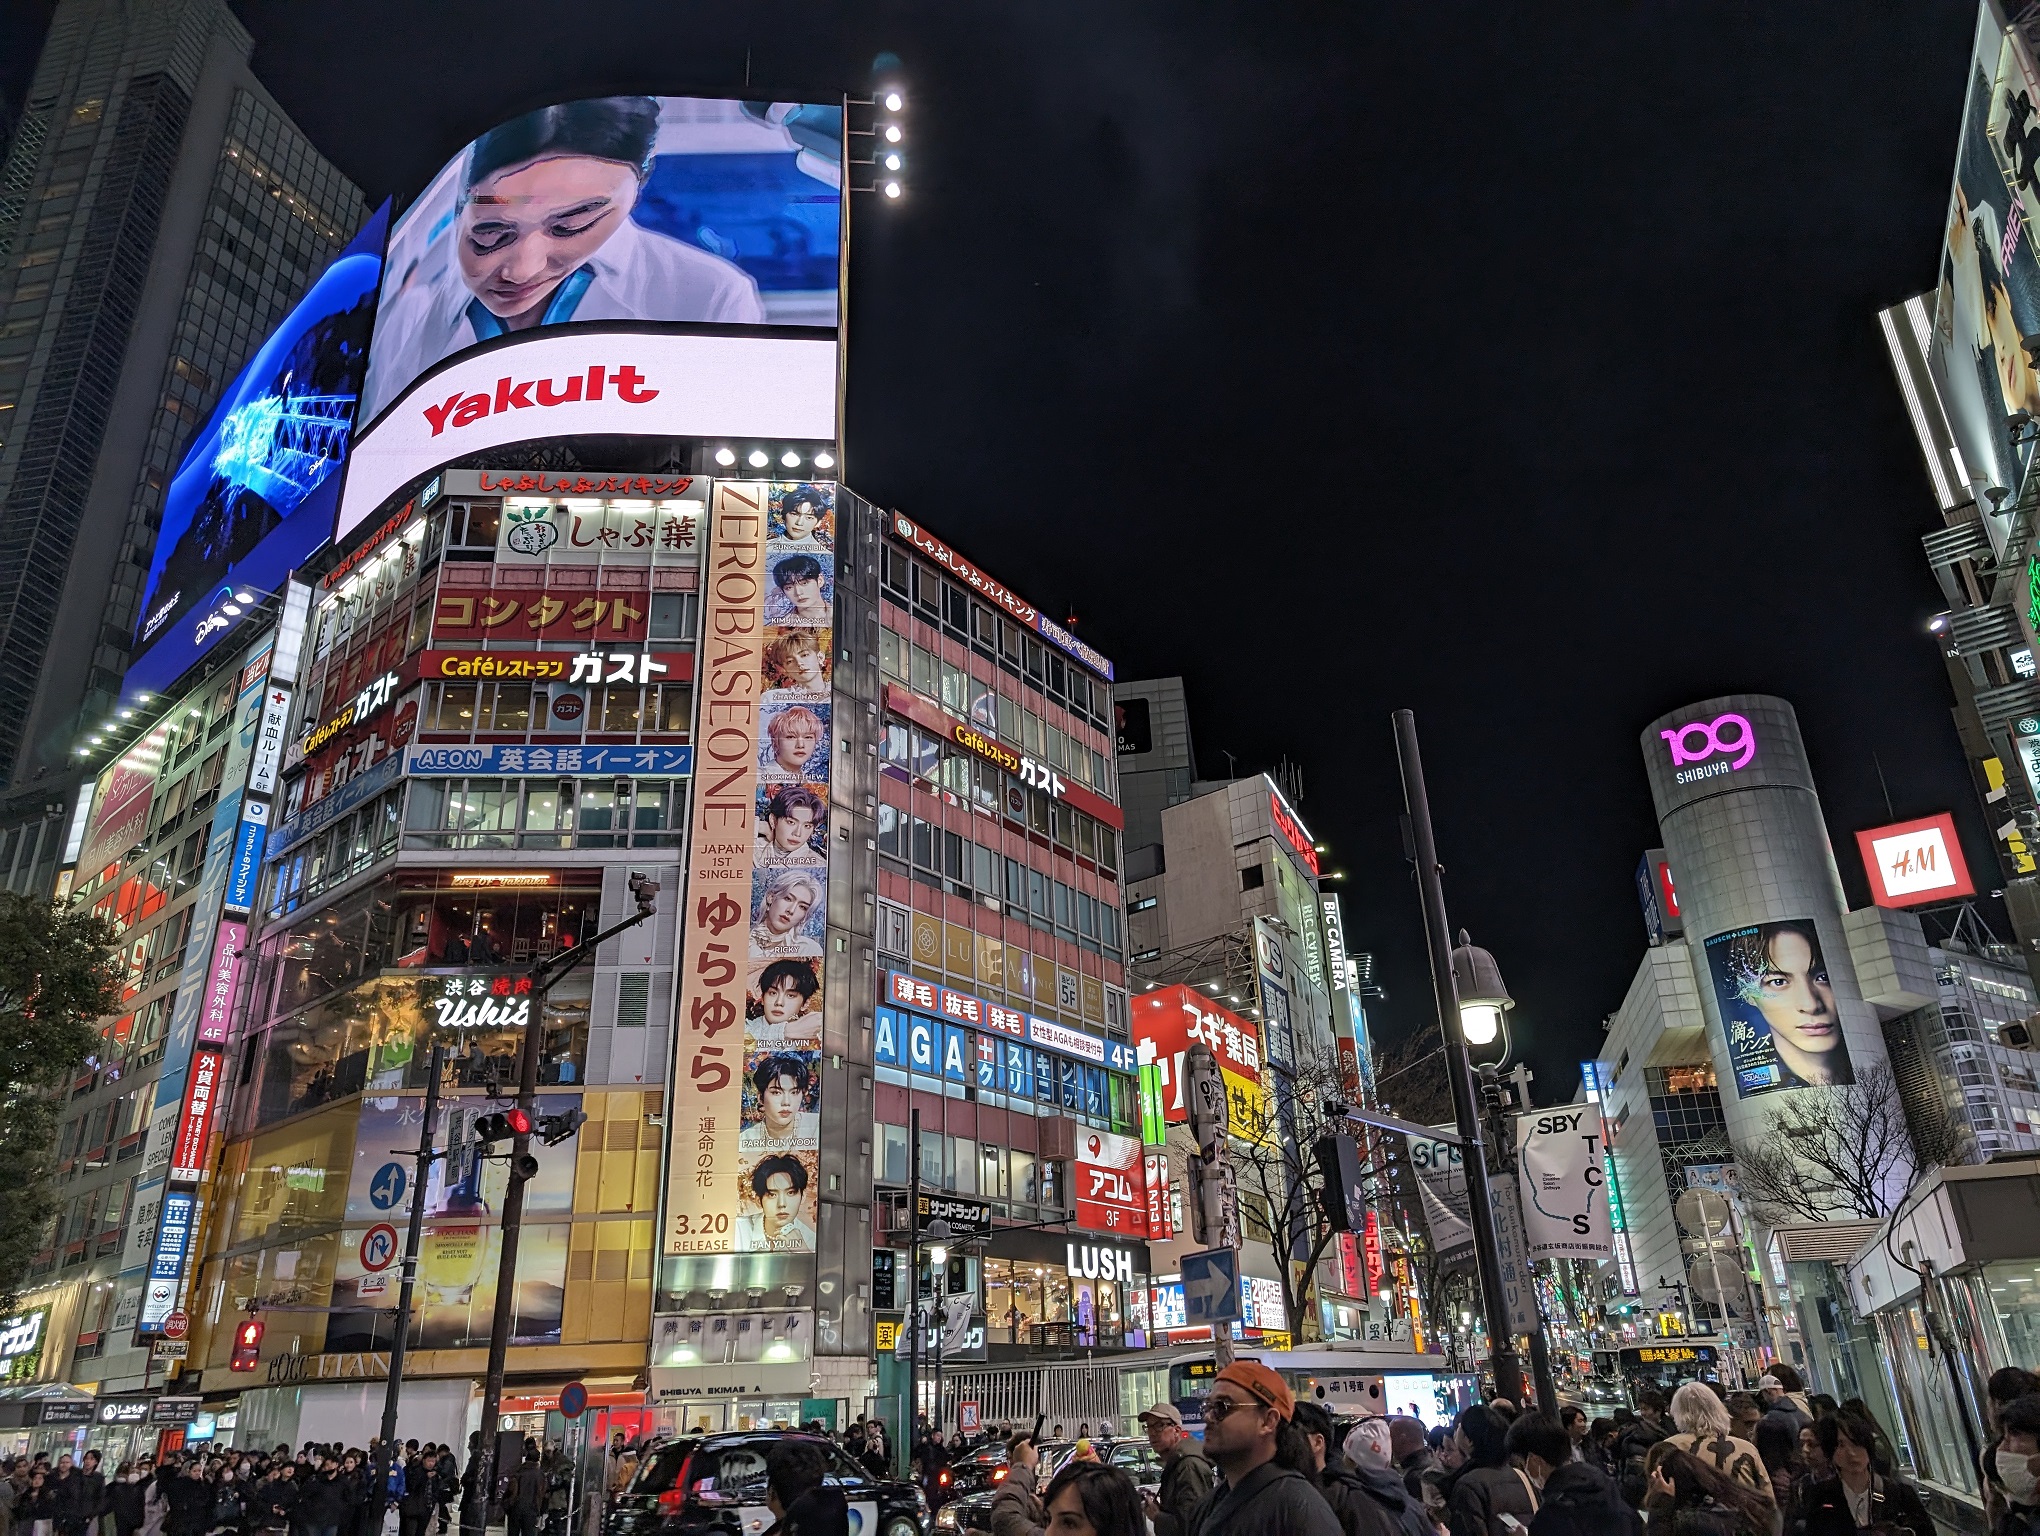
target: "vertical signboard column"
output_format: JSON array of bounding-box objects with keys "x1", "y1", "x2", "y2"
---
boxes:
[{"x1": 668, "y1": 481, "x2": 836, "y2": 1259}]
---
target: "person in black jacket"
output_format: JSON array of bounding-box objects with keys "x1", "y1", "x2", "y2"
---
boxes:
[
  {"x1": 397, "y1": 1453, "x2": 435, "y2": 1536},
  {"x1": 1441, "y1": 1406, "x2": 1536, "y2": 1536},
  {"x1": 763, "y1": 1442, "x2": 846, "y2": 1536},
  {"x1": 1503, "y1": 1413, "x2": 1640, "y2": 1536},
  {"x1": 76, "y1": 1452, "x2": 105, "y2": 1536},
  {"x1": 1797, "y1": 1412, "x2": 1934, "y2": 1536},
  {"x1": 504, "y1": 1448, "x2": 543, "y2": 1536},
  {"x1": 47, "y1": 1458, "x2": 86, "y2": 1536},
  {"x1": 1288, "y1": 1405, "x2": 1397, "y2": 1536},
  {"x1": 160, "y1": 1463, "x2": 211, "y2": 1536},
  {"x1": 289, "y1": 1458, "x2": 356, "y2": 1536},
  {"x1": 1185, "y1": 1361, "x2": 1341, "y2": 1536},
  {"x1": 107, "y1": 1463, "x2": 146, "y2": 1536}
]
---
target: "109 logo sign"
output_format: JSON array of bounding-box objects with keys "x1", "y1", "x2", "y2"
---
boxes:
[{"x1": 1662, "y1": 712, "x2": 1756, "y2": 785}]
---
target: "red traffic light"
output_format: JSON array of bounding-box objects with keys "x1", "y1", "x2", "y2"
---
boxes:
[
  {"x1": 229, "y1": 1317, "x2": 264, "y2": 1372},
  {"x1": 505, "y1": 1108, "x2": 532, "y2": 1136}
]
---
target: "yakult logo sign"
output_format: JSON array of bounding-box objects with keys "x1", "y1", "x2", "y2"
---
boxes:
[
  {"x1": 422, "y1": 364, "x2": 659, "y2": 436},
  {"x1": 1661, "y1": 712, "x2": 1756, "y2": 785}
]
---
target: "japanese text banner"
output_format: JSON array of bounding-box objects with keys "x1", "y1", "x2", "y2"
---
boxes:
[{"x1": 668, "y1": 484, "x2": 763, "y2": 1253}]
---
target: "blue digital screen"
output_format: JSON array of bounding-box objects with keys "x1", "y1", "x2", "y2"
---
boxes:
[
  {"x1": 151, "y1": 1192, "x2": 195, "y2": 1281},
  {"x1": 124, "y1": 202, "x2": 390, "y2": 704}
]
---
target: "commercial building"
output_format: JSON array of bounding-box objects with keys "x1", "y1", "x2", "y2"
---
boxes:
[
  {"x1": 0, "y1": 0, "x2": 362, "y2": 810},
  {"x1": 1113, "y1": 710, "x2": 1363, "y2": 1348},
  {"x1": 868, "y1": 510, "x2": 1144, "y2": 1423},
  {"x1": 1591, "y1": 691, "x2": 2040, "y2": 1395},
  {"x1": 1878, "y1": 3, "x2": 2040, "y2": 976}
]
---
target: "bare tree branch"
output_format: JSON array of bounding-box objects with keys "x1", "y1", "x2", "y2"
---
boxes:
[
  {"x1": 1732, "y1": 1061, "x2": 1952, "y2": 1224},
  {"x1": 1228, "y1": 1040, "x2": 1366, "y2": 1337}
]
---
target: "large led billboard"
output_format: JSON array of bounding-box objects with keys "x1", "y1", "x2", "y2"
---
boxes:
[
  {"x1": 1930, "y1": 10, "x2": 2040, "y2": 543},
  {"x1": 360, "y1": 96, "x2": 841, "y2": 429},
  {"x1": 334, "y1": 329, "x2": 835, "y2": 541},
  {"x1": 125, "y1": 204, "x2": 390, "y2": 705}
]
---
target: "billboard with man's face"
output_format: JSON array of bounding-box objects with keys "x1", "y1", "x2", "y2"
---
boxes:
[
  {"x1": 360, "y1": 95, "x2": 842, "y2": 429},
  {"x1": 1702, "y1": 919, "x2": 1855, "y2": 1098},
  {"x1": 1930, "y1": 10, "x2": 2040, "y2": 543}
]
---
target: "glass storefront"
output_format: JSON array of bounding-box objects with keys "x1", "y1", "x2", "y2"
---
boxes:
[{"x1": 982, "y1": 1257, "x2": 1125, "y2": 1348}]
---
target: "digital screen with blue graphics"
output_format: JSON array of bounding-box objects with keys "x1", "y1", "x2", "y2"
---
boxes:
[
  {"x1": 126, "y1": 203, "x2": 391, "y2": 704},
  {"x1": 359, "y1": 95, "x2": 842, "y2": 426}
]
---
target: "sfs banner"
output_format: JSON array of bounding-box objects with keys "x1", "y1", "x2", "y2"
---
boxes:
[{"x1": 1516, "y1": 1107, "x2": 1612, "y2": 1260}]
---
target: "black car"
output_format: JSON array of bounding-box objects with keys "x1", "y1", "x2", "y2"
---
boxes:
[{"x1": 608, "y1": 1433, "x2": 929, "y2": 1536}]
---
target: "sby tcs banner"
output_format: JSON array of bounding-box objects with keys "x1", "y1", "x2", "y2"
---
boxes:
[{"x1": 1515, "y1": 1106, "x2": 1613, "y2": 1261}]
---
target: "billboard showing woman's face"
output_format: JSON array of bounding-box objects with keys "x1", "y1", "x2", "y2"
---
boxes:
[
  {"x1": 360, "y1": 95, "x2": 842, "y2": 427},
  {"x1": 1703, "y1": 919, "x2": 1854, "y2": 1097}
]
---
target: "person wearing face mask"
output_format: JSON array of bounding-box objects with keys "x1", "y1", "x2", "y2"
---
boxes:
[
  {"x1": 1990, "y1": 1395, "x2": 2040, "y2": 1535},
  {"x1": 1504, "y1": 1415, "x2": 1638, "y2": 1536},
  {"x1": 1984, "y1": 1372, "x2": 2040, "y2": 1531}
]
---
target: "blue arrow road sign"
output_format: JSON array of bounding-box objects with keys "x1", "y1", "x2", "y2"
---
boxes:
[
  {"x1": 368, "y1": 1162, "x2": 407, "y2": 1211},
  {"x1": 1181, "y1": 1247, "x2": 1242, "y2": 1325}
]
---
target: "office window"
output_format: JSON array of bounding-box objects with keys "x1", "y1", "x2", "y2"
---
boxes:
[{"x1": 878, "y1": 900, "x2": 909, "y2": 957}]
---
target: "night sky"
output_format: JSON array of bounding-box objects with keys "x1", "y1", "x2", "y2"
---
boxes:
[{"x1": 4, "y1": 2, "x2": 1993, "y2": 1100}]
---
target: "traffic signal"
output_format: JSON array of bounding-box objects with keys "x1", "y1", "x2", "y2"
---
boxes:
[
  {"x1": 1313, "y1": 1134, "x2": 1365, "y2": 1232},
  {"x1": 536, "y1": 1107, "x2": 587, "y2": 1147},
  {"x1": 629, "y1": 871, "x2": 660, "y2": 916},
  {"x1": 474, "y1": 1108, "x2": 533, "y2": 1145},
  {"x1": 229, "y1": 1317, "x2": 264, "y2": 1372}
]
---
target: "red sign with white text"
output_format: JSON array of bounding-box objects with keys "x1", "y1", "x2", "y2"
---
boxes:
[
  {"x1": 1076, "y1": 1128, "x2": 1148, "y2": 1237},
  {"x1": 1857, "y1": 812, "x2": 1976, "y2": 908},
  {"x1": 1131, "y1": 984, "x2": 1264, "y2": 1124},
  {"x1": 1143, "y1": 1151, "x2": 1174, "y2": 1239},
  {"x1": 169, "y1": 1048, "x2": 224, "y2": 1185},
  {"x1": 1268, "y1": 791, "x2": 1320, "y2": 875}
]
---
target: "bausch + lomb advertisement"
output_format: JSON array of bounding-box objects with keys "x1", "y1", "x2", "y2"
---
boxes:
[{"x1": 1702, "y1": 919, "x2": 1855, "y2": 1098}]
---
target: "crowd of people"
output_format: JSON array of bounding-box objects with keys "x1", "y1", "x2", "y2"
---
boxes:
[
  {"x1": 0, "y1": 1437, "x2": 578, "y2": 1536},
  {"x1": 878, "y1": 1356, "x2": 2040, "y2": 1536}
]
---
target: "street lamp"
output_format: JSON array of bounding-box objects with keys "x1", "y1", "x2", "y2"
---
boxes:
[
  {"x1": 1451, "y1": 931, "x2": 1514, "y2": 1049},
  {"x1": 1395, "y1": 710, "x2": 1530, "y2": 1406}
]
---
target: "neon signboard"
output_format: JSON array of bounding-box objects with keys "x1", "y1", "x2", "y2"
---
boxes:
[{"x1": 1661, "y1": 712, "x2": 1757, "y2": 785}]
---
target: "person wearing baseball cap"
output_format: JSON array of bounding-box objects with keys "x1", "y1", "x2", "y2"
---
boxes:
[
  {"x1": 1137, "y1": 1403, "x2": 1212, "y2": 1536},
  {"x1": 1190, "y1": 1362, "x2": 1341, "y2": 1536}
]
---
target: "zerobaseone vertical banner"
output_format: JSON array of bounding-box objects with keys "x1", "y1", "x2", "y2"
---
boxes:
[
  {"x1": 1515, "y1": 1106, "x2": 1612, "y2": 1261},
  {"x1": 667, "y1": 481, "x2": 836, "y2": 1255}
]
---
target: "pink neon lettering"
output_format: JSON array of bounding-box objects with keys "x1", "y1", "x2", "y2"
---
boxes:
[{"x1": 1661, "y1": 712, "x2": 1756, "y2": 771}]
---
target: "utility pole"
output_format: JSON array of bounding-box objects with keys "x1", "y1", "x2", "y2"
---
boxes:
[
  {"x1": 376, "y1": 1041, "x2": 445, "y2": 1512},
  {"x1": 1394, "y1": 710, "x2": 1524, "y2": 1405},
  {"x1": 906, "y1": 1106, "x2": 920, "y2": 1474},
  {"x1": 1477, "y1": 1062, "x2": 1558, "y2": 1414},
  {"x1": 464, "y1": 875, "x2": 658, "y2": 1536},
  {"x1": 1183, "y1": 1043, "x2": 1237, "y2": 1367}
]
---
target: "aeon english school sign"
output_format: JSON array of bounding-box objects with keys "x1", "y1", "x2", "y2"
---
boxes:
[{"x1": 1661, "y1": 711, "x2": 1757, "y2": 786}]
